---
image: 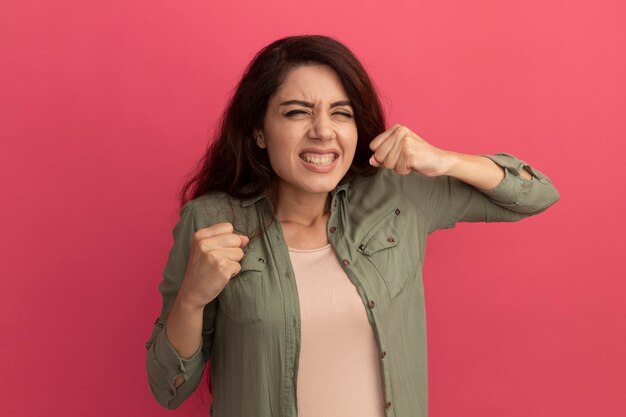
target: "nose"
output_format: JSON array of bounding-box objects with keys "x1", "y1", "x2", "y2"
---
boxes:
[{"x1": 308, "y1": 113, "x2": 336, "y2": 141}]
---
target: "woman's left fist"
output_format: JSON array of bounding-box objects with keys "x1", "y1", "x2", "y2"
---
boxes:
[{"x1": 369, "y1": 124, "x2": 450, "y2": 177}]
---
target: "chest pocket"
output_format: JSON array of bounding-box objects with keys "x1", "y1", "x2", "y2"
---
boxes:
[
  {"x1": 358, "y1": 207, "x2": 418, "y2": 300},
  {"x1": 218, "y1": 251, "x2": 266, "y2": 325}
]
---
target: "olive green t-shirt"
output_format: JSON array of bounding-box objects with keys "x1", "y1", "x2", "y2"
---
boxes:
[{"x1": 145, "y1": 152, "x2": 560, "y2": 417}]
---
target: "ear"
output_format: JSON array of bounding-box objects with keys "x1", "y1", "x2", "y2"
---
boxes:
[{"x1": 254, "y1": 129, "x2": 266, "y2": 149}]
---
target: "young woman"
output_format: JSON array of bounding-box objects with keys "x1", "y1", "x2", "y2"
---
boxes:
[{"x1": 145, "y1": 34, "x2": 560, "y2": 417}]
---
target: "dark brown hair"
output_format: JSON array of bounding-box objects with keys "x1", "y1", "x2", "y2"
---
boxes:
[{"x1": 179, "y1": 34, "x2": 387, "y2": 210}]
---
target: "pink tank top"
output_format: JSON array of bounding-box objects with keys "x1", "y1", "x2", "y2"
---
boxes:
[{"x1": 288, "y1": 243, "x2": 386, "y2": 417}]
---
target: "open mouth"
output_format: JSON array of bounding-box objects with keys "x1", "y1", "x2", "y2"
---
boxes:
[{"x1": 299, "y1": 152, "x2": 338, "y2": 166}]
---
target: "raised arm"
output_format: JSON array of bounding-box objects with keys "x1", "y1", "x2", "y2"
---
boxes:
[
  {"x1": 369, "y1": 125, "x2": 561, "y2": 233},
  {"x1": 443, "y1": 150, "x2": 531, "y2": 190}
]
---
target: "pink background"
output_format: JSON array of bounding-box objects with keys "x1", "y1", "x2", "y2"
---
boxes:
[{"x1": 2, "y1": 0, "x2": 624, "y2": 416}]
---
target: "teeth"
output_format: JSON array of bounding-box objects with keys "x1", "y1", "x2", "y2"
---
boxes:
[{"x1": 300, "y1": 152, "x2": 336, "y2": 166}]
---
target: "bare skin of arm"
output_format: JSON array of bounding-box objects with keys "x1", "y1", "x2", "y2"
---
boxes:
[
  {"x1": 368, "y1": 124, "x2": 533, "y2": 189},
  {"x1": 166, "y1": 298, "x2": 205, "y2": 388},
  {"x1": 166, "y1": 223, "x2": 249, "y2": 389},
  {"x1": 443, "y1": 150, "x2": 532, "y2": 190}
]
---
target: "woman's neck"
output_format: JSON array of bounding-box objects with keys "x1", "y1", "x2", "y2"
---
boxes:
[
  {"x1": 269, "y1": 185, "x2": 332, "y2": 250},
  {"x1": 270, "y1": 186, "x2": 331, "y2": 227}
]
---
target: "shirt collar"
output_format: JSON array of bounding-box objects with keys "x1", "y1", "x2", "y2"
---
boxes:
[
  {"x1": 240, "y1": 193, "x2": 267, "y2": 207},
  {"x1": 331, "y1": 181, "x2": 350, "y2": 199}
]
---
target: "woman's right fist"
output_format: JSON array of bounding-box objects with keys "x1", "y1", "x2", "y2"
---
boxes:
[{"x1": 177, "y1": 222, "x2": 249, "y2": 309}]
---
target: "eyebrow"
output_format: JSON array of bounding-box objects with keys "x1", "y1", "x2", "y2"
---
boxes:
[{"x1": 279, "y1": 99, "x2": 353, "y2": 109}]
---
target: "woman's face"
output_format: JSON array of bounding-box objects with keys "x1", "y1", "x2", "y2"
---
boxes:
[{"x1": 257, "y1": 64, "x2": 358, "y2": 200}]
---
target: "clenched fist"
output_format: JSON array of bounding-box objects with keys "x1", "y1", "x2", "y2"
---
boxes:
[
  {"x1": 369, "y1": 124, "x2": 452, "y2": 177},
  {"x1": 177, "y1": 222, "x2": 249, "y2": 309}
]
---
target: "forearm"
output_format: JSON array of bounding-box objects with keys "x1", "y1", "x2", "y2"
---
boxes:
[
  {"x1": 165, "y1": 294, "x2": 205, "y2": 387},
  {"x1": 443, "y1": 150, "x2": 532, "y2": 190},
  {"x1": 166, "y1": 296, "x2": 205, "y2": 359}
]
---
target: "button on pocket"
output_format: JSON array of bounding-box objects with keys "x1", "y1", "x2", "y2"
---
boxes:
[
  {"x1": 358, "y1": 207, "x2": 417, "y2": 300},
  {"x1": 218, "y1": 252, "x2": 266, "y2": 325}
]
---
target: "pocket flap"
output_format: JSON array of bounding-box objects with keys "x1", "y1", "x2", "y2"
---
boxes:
[
  {"x1": 238, "y1": 251, "x2": 267, "y2": 273},
  {"x1": 358, "y1": 229, "x2": 400, "y2": 256}
]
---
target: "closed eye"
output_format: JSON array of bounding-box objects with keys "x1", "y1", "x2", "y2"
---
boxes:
[
  {"x1": 285, "y1": 110, "x2": 308, "y2": 117},
  {"x1": 284, "y1": 110, "x2": 353, "y2": 118}
]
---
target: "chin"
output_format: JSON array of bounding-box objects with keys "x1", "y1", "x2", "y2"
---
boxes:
[
  {"x1": 304, "y1": 184, "x2": 337, "y2": 194},
  {"x1": 279, "y1": 170, "x2": 347, "y2": 196},
  {"x1": 300, "y1": 178, "x2": 341, "y2": 194}
]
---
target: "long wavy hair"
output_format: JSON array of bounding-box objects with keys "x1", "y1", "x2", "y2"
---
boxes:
[{"x1": 179, "y1": 34, "x2": 387, "y2": 210}]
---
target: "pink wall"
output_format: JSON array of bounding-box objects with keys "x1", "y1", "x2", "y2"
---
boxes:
[{"x1": 2, "y1": 1, "x2": 624, "y2": 416}]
